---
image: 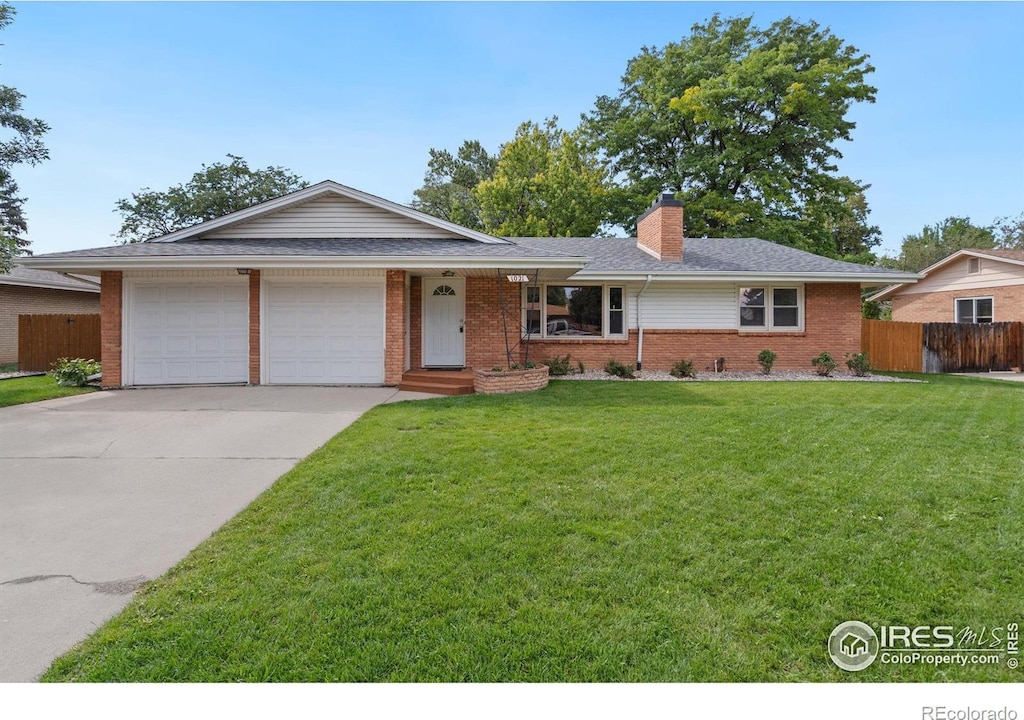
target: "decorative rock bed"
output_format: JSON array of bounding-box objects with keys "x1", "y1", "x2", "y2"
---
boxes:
[
  {"x1": 555, "y1": 369, "x2": 922, "y2": 383},
  {"x1": 473, "y1": 365, "x2": 550, "y2": 394}
]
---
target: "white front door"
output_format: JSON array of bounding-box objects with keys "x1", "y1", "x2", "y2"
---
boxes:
[{"x1": 423, "y1": 277, "x2": 465, "y2": 367}]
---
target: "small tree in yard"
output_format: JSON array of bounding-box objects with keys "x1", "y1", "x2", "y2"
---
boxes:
[{"x1": 757, "y1": 349, "x2": 777, "y2": 375}]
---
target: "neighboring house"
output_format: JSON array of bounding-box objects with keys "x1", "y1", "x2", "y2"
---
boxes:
[
  {"x1": 19, "y1": 182, "x2": 916, "y2": 388},
  {"x1": 0, "y1": 267, "x2": 101, "y2": 365},
  {"x1": 869, "y1": 249, "x2": 1024, "y2": 324}
]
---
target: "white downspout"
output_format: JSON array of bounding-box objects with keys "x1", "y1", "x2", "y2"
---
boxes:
[{"x1": 636, "y1": 274, "x2": 653, "y2": 370}]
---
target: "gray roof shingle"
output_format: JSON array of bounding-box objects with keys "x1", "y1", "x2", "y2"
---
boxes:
[
  {"x1": 0, "y1": 266, "x2": 100, "y2": 291},
  {"x1": 26, "y1": 236, "x2": 917, "y2": 279},
  {"x1": 32, "y1": 238, "x2": 579, "y2": 260},
  {"x1": 513, "y1": 237, "x2": 910, "y2": 276}
]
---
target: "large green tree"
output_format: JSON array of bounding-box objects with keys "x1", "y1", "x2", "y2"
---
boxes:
[
  {"x1": 475, "y1": 119, "x2": 609, "y2": 237},
  {"x1": 410, "y1": 140, "x2": 496, "y2": 231},
  {"x1": 0, "y1": 3, "x2": 50, "y2": 270},
  {"x1": 114, "y1": 154, "x2": 307, "y2": 243},
  {"x1": 412, "y1": 119, "x2": 610, "y2": 238},
  {"x1": 881, "y1": 217, "x2": 997, "y2": 272},
  {"x1": 584, "y1": 14, "x2": 879, "y2": 258},
  {"x1": 993, "y1": 212, "x2": 1024, "y2": 250}
]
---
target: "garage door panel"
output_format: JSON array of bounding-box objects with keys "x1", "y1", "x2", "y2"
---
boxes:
[
  {"x1": 130, "y1": 282, "x2": 248, "y2": 385},
  {"x1": 266, "y1": 281, "x2": 384, "y2": 385}
]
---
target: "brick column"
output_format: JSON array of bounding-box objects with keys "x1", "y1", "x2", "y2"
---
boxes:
[
  {"x1": 409, "y1": 276, "x2": 422, "y2": 369},
  {"x1": 99, "y1": 270, "x2": 122, "y2": 388},
  {"x1": 384, "y1": 270, "x2": 406, "y2": 385},
  {"x1": 248, "y1": 270, "x2": 261, "y2": 385}
]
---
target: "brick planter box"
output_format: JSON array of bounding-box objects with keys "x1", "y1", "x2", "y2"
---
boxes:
[{"x1": 473, "y1": 365, "x2": 549, "y2": 395}]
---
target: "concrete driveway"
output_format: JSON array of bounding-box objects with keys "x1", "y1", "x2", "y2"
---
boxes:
[{"x1": 0, "y1": 385, "x2": 430, "y2": 682}]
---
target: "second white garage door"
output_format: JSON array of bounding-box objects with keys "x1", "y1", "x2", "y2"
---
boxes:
[{"x1": 265, "y1": 280, "x2": 385, "y2": 384}]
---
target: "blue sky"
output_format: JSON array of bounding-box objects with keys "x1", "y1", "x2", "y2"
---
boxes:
[{"x1": 5, "y1": 1, "x2": 1023, "y2": 256}]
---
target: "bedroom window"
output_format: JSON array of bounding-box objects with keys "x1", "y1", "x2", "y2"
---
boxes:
[
  {"x1": 739, "y1": 286, "x2": 803, "y2": 331},
  {"x1": 522, "y1": 285, "x2": 626, "y2": 339},
  {"x1": 955, "y1": 297, "x2": 993, "y2": 324}
]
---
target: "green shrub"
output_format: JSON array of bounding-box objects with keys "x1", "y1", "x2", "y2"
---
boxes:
[
  {"x1": 50, "y1": 357, "x2": 101, "y2": 387},
  {"x1": 845, "y1": 352, "x2": 871, "y2": 377},
  {"x1": 546, "y1": 354, "x2": 573, "y2": 377},
  {"x1": 524, "y1": 361, "x2": 538, "y2": 369},
  {"x1": 604, "y1": 359, "x2": 636, "y2": 379},
  {"x1": 490, "y1": 366, "x2": 504, "y2": 372},
  {"x1": 576, "y1": 359, "x2": 586, "y2": 374},
  {"x1": 757, "y1": 349, "x2": 777, "y2": 375},
  {"x1": 670, "y1": 359, "x2": 696, "y2": 379},
  {"x1": 811, "y1": 352, "x2": 838, "y2": 377}
]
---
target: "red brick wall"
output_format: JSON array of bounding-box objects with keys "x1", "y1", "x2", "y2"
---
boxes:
[
  {"x1": 891, "y1": 285, "x2": 1024, "y2": 323},
  {"x1": 0, "y1": 285, "x2": 100, "y2": 364},
  {"x1": 464, "y1": 275, "x2": 520, "y2": 369},
  {"x1": 384, "y1": 270, "x2": 406, "y2": 385},
  {"x1": 526, "y1": 282, "x2": 862, "y2": 372},
  {"x1": 409, "y1": 276, "x2": 422, "y2": 369},
  {"x1": 248, "y1": 270, "x2": 261, "y2": 385},
  {"x1": 637, "y1": 204, "x2": 684, "y2": 261},
  {"x1": 99, "y1": 271, "x2": 122, "y2": 388}
]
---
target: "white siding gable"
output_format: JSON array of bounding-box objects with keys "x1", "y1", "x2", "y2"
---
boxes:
[
  {"x1": 201, "y1": 194, "x2": 463, "y2": 240},
  {"x1": 636, "y1": 282, "x2": 737, "y2": 329},
  {"x1": 899, "y1": 255, "x2": 1024, "y2": 295}
]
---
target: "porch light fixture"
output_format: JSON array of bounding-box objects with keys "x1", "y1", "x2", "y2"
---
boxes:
[
  {"x1": 236, "y1": 268, "x2": 252, "y2": 275},
  {"x1": 441, "y1": 270, "x2": 455, "y2": 277}
]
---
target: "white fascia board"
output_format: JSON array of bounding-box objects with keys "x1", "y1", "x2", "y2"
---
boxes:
[
  {"x1": 569, "y1": 270, "x2": 923, "y2": 285},
  {"x1": 17, "y1": 255, "x2": 590, "y2": 273},
  {"x1": 0, "y1": 276, "x2": 101, "y2": 292},
  {"x1": 147, "y1": 181, "x2": 509, "y2": 245}
]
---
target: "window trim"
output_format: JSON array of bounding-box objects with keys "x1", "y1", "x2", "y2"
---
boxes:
[
  {"x1": 954, "y1": 296, "x2": 994, "y2": 324},
  {"x1": 737, "y1": 285, "x2": 805, "y2": 332},
  {"x1": 522, "y1": 283, "x2": 628, "y2": 340}
]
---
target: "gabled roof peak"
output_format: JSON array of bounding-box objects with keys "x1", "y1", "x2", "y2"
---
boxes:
[{"x1": 147, "y1": 180, "x2": 510, "y2": 245}]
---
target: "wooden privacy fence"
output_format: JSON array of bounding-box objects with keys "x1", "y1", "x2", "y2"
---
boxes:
[
  {"x1": 18, "y1": 314, "x2": 101, "y2": 372},
  {"x1": 861, "y1": 319, "x2": 923, "y2": 372},
  {"x1": 922, "y1": 322, "x2": 1023, "y2": 373},
  {"x1": 862, "y1": 319, "x2": 1024, "y2": 373}
]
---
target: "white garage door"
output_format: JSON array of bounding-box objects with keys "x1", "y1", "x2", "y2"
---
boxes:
[
  {"x1": 265, "y1": 280, "x2": 385, "y2": 384},
  {"x1": 129, "y1": 281, "x2": 249, "y2": 385}
]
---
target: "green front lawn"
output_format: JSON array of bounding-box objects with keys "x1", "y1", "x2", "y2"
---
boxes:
[
  {"x1": 0, "y1": 375, "x2": 96, "y2": 407},
  {"x1": 45, "y1": 378, "x2": 1023, "y2": 681}
]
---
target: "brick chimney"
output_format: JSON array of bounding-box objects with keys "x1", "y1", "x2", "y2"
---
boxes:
[{"x1": 636, "y1": 192, "x2": 684, "y2": 262}]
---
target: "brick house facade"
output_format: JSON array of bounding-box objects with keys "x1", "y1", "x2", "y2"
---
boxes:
[{"x1": 25, "y1": 181, "x2": 915, "y2": 389}]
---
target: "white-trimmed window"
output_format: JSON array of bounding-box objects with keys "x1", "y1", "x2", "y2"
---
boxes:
[
  {"x1": 523, "y1": 284, "x2": 627, "y2": 339},
  {"x1": 955, "y1": 297, "x2": 993, "y2": 324},
  {"x1": 739, "y1": 286, "x2": 803, "y2": 331}
]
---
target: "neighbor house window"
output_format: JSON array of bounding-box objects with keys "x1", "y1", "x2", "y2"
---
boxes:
[
  {"x1": 523, "y1": 285, "x2": 626, "y2": 339},
  {"x1": 739, "y1": 286, "x2": 802, "y2": 331},
  {"x1": 956, "y1": 297, "x2": 993, "y2": 324}
]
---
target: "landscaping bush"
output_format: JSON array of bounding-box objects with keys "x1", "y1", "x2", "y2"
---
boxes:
[
  {"x1": 846, "y1": 352, "x2": 871, "y2": 377},
  {"x1": 546, "y1": 354, "x2": 572, "y2": 377},
  {"x1": 670, "y1": 359, "x2": 697, "y2": 379},
  {"x1": 757, "y1": 349, "x2": 776, "y2": 375},
  {"x1": 576, "y1": 359, "x2": 586, "y2": 374},
  {"x1": 50, "y1": 357, "x2": 101, "y2": 387},
  {"x1": 811, "y1": 352, "x2": 838, "y2": 377},
  {"x1": 604, "y1": 359, "x2": 636, "y2": 379}
]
